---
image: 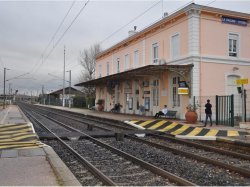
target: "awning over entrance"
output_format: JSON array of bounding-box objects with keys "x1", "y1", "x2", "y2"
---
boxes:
[{"x1": 75, "y1": 64, "x2": 194, "y2": 87}]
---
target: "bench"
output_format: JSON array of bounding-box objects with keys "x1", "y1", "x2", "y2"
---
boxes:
[{"x1": 163, "y1": 110, "x2": 177, "y2": 119}]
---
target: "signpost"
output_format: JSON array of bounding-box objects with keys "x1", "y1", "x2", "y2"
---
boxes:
[{"x1": 236, "y1": 78, "x2": 248, "y2": 122}]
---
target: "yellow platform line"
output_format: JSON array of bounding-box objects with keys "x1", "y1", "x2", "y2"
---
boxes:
[
  {"x1": 205, "y1": 129, "x2": 219, "y2": 136},
  {"x1": 0, "y1": 132, "x2": 35, "y2": 139},
  {"x1": 186, "y1": 127, "x2": 203, "y2": 136},
  {"x1": 0, "y1": 128, "x2": 33, "y2": 136},
  {"x1": 139, "y1": 120, "x2": 155, "y2": 127},
  {"x1": 0, "y1": 124, "x2": 30, "y2": 131},
  {"x1": 158, "y1": 122, "x2": 178, "y2": 132},
  {"x1": 0, "y1": 140, "x2": 39, "y2": 145},
  {"x1": 148, "y1": 120, "x2": 168, "y2": 130},
  {"x1": 0, "y1": 123, "x2": 29, "y2": 128},
  {"x1": 129, "y1": 120, "x2": 139, "y2": 124},
  {"x1": 227, "y1": 130, "x2": 240, "y2": 136},
  {"x1": 0, "y1": 133, "x2": 37, "y2": 142},
  {"x1": 12, "y1": 134, "x2": 37, "y2": 141},
  {"x1": 0, "y1": 143, "x2": 43, "y2": 149},
  {"x1": 171, "y1": 125, "x2": 190, "y2": 135},
  {"x1": 0, "y1": 128, "x2": 33, "y2": 135},
  {"x1": 16, "y1": 144, "x2": 44, "y2": 149}
]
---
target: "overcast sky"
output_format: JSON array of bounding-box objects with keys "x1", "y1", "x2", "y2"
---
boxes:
[{"x1": 0, "y1": 0, "x2": 249, "y2": 95}]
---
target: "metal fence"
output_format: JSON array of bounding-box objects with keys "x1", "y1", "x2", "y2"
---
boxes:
[{"x1": 193, "y1": 89, "x2": 250, "y2": 126}]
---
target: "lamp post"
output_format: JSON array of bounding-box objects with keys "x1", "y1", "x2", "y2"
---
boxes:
[
  {"x1": 66, "y1": 70, "x2": 71, "y2": 108},
  {"x1": 3, "y1": 68, "x2": 10, "y2": 109},
  {"x1": 62, "y1": 46, "x2": 66, "y2": 107}
]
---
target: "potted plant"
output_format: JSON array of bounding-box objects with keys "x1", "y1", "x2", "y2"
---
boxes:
[
  {"x1": 96, "y1": 99, "x2": 104, "y2": 111},
  {"x1": 185, "y1": 103, "x2": 199, "y2": 123}
]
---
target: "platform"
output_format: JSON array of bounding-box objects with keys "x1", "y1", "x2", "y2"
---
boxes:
[{"x1": 0, "y1": 105, "x2": 80, "y2": 186}]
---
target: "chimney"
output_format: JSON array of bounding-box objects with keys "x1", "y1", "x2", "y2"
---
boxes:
[{"x1": 128, "y1": 26, "x2": 137, "y2": 37}]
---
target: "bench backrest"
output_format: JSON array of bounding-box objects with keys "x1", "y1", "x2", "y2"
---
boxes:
[{"x1": 166, "y1": 110, "x2": 177, "y2": 116}]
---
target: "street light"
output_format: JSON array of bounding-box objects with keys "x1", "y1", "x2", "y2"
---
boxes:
[
  {"x1": 3, "y1": 68, "x2": 10, "y2": 109},
  {"x1": 66, "y1": 70, "x2": 71, "y2": 108}
]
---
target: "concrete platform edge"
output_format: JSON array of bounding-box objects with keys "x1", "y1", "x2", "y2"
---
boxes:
[
  {"x1": 43, "y1": 145, "x2": 81, "y2": 186},
  {"x1": 16, "y1": 105, "x2": 31, "y2": 123},
  {"x1": 216, "y1": 136, "x2": 250, "y2": 147}
]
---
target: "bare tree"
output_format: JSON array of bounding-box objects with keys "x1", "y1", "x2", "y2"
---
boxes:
[{"x1": 78, "y1": 43, "x2": 101, "y2": 96}]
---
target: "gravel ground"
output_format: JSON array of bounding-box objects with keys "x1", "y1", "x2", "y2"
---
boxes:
[
  {"x1": 144, "y1": 136, "x2": 250, "y2": 170},
  {"x1": 67, "y1": 139, "x2": 173, "y2": 186},
  {"x1": 43, "y1": 140, "x2": 103, "y2": 186},
  {"x1": 101, "y1": 137, "x2": 250, "y2": 186},
  {"x1": 194, "y1": 140, "x2": 250, "y2": 155}
]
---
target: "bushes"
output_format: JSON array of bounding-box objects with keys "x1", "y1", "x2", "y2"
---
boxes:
[{"x1": 73, "y1": 96, "x2": 95, "y2": 108}]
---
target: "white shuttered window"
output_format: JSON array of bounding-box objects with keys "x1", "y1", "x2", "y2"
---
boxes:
[{"x1": 171, "y1": 34, "x2": 180, "y2": 59}]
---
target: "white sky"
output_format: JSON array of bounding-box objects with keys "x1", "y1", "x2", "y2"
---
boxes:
[{"x1": 0, "y1": 0, "x2": 249, "y2": 95}]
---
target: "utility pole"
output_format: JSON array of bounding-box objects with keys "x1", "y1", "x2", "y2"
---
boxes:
[
  {"x1": 67, "y1": 70, "x2": 71, "y2": 108},
  {"x1": 42, "y1": 85, "x2": 45, "y2": 105},
  {"x1": 62, "y1": 46, "x2": 65, "y2": 107},
  {"x1": 3, "y1": 68, "x2": 10, "y2": 109}
]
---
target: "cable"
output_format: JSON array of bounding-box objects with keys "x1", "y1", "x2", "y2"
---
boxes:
[
  {"x1": 100, "y1": 0, "x2": 161, "y2": 45},
  {"x1": 30, "y1": 0, "x2": 90, "y2": 77},
  {"x1": 43, "y1": 0, "x2": 90, "y2": 63},
  {"x1": 29, "y1": 1, "x2": 76, "y2": 75}
]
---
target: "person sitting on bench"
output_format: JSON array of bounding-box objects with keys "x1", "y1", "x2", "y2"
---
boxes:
[
  {"x1": 154, "y1": 105, "x2": 168, "y2": 118},
  {"x1": 111, "y1": 103, "x2": 122, "y2": 112}
]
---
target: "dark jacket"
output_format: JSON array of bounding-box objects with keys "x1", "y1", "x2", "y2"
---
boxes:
[{"x1": 205, "y1": 103, "x2": 212, "y2": 114}]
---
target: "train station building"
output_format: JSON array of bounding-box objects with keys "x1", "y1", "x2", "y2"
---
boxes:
[{"x1": 76, "y1": 3, "x2": 250, "y2": 120}]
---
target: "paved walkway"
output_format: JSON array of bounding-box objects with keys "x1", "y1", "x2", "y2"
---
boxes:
[{"x1": 0, "y1": 105, "x2": 80, "y2": 186}]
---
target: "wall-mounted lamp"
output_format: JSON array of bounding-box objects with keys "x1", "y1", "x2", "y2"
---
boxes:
[{"x1": 233, "y1": 67, "x2": 239, "y2": 71}]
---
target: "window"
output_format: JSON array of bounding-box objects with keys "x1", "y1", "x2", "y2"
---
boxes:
[
  {"x1": 107, "y1": 62, "x2": 109, "y2": 76},
  {"x1": 171, "y1": 34, "x2": 180, "y2": 59},
  {"x1": 152, "y1": 43, "x2": 158, "y2": 64},
  {"x1": 124, "y1": 54, "x2": 129, "y2": 70},
  {"x1": 229, "y1": 34, "x2": 239, "y2": 57},
  {"x1": 116, "y1": 58, "x2": 120, "y2": 73},
  {"x1": 134, "y1": 50, "x2": 139, "y2": 68},
  {"x1": 172, "y1": 76, "x2": 180, "y2": 107}
]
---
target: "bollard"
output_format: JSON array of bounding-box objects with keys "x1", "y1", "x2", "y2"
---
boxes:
[
  {"x1": 87, "y1": 124, "x2": 93, "y2": 131},
  {"x1": 115, "y1": 133, "x2": 124, "y2": 141}
]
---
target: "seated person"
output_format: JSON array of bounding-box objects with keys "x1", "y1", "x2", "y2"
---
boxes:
[
  {"x1": 154, "y1": 105, "x2": 168, "y2": 118},
  {"x1": 111, "y1": 103, "x2": 122, "y2": 112}
]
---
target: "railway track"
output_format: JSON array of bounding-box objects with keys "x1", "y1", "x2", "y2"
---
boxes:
[
  {"x1": 18, "y1": 103, "x2": 250, "y2": 185},
  {"x1": 20, "y1": 103, "x2": 194, "y2": 186}
]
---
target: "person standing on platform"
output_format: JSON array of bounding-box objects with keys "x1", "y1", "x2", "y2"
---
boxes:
[
  {"x1": 204, "y1": 99, "x2": 212, "y2": 127},
  {"x1": 154, "y1": 105, "x2": 168, "y2": 118}
]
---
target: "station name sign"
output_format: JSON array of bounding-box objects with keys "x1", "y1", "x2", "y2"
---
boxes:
[{"x1": 221, "y1": 16, "x2": 247, "y2": 26}]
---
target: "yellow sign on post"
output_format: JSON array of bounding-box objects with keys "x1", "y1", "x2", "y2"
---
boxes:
[{"x1": 236, "y1": 78, "x2": 248, "y2": 85}]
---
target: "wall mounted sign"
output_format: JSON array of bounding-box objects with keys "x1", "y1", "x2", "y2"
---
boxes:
[
  {"x1": 178, "y1": 88, "x2": 189, "y2": 95},
  {"x1": 236, "y1": 78, "x2": 248, "y2": 85},
  {"x1": 221, "y1": 16, "x2": 247, "y2": 26},
  {"x1": 178, "y1": 81, "x2": 187, "y2": 88},
  {"x1": 144, "y1": 91, "x2": 150, "y2": 94}
]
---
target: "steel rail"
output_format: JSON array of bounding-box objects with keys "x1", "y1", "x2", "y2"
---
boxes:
[
  {"x1": 32, "y1": 104, "x2": 136, "y2": 130},
  {"x1": 23, "y1": 110, "x2": 117, "y2": 186},
  {"x1": 127, "y1": 135, "x2": 250, "y2": 178},
  {"x1": 28, "y1": 108, "x2": 196, "y2": 186},
  {"x1": 151, "y1": 134, "x2": 250, "y2": 160},
  {"x1": 26, "y1": 104, "x2": 250, "y2": 161},
  {"x1": 23, "y1": 103, "x2": 250, "y2": 160},
  {"x1": 40, "y1": 105, "x2": 250, "y2": 161}
]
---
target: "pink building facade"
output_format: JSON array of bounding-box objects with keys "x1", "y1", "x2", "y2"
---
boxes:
[{"x1": 77, "y1": 4, "x2": 250, "y2": 120}]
